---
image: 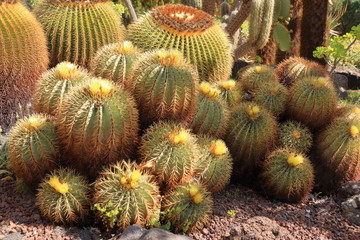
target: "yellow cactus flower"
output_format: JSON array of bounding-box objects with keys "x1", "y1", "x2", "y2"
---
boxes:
[
  {"x1": 130, "y1": 170, "x2": 142, "y2": 182},
  {"x1": 26, "y1": 116, "x2": 42, "y2": 129},
  {"x1": 89, "y1": 79, "x2": 113, "y2": 98},
  {"x1": 168, "y1": 129, "x2": 189, "y2": 145},
  {"x1": 118, "y1": 41, "x2": 136, "y2": 54},
  {"x1": 254, "y1": 66, "x2": 264, "y2": 73},
  {"x1": 178, "y1": 130, "x2": 190, "y2": 143},
  {"x1": 247, "y1": 105, "x2": 261, "y2": 119},
  {"x1": 192, "y1": 193, "x2": 203, "y2": 204},
  {"x1": 130, "y1": 181, "x2": 137, "y2": 189},
  {"x1": 157, "y1": 50, "x2": 182, "y2": 66},
  {"x1": 200, "y1": 82, "x2": 211, "y2": 95},
  {"x1": 352, "y1": 107, "x2": 360, "y2": 116},
  {"x1": 207, "y1": 88, "x2": 221, "y2": 99},
  {"x1": 220, "y1": 80, "x2": 236, "y2": 90},
  {"x1": 56, "y1": 62, "x2": 76, "y2": 79},
  {"x1": 292, "y1": 131, "x2": 302, "y2": 139},
  {"x1": 189, "y1": 186, "x2": 199, "y2": 197},
  {"x1": 287, "y1": 153, "x2": 304, "y2": 167},
  {"x1": 312, "y1": 77, "x2": 327, "y2": 88},
  {"x1": 120, "y1": 177, "x2": 127, "y2": 185},
  {"x1": 350, "y1": 125, "x2": 359, "y2": 138},
  {"x1": 210, "y1": 140, "x2": 228, "y2": 156},
  {"x1": 48, "y1": 176, "x2": 69, "y2": 194}
]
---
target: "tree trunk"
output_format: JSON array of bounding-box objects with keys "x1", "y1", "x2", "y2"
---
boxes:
[
  {"x1": 225, "y1": 0, "x2": 252, "y2": 39},
  {"x1": 122, "y1": 0, "x2": 137, "y2": 22},
  {"x1": 202, "y1": 0, "x2": 216, "y2": 15}
]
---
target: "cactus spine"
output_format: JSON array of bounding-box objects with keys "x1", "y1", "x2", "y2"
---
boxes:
[
  {"x1": 131, "y1": 49, "x2": 199, "y2": 125},
  {"x1": 90, "y1": 41, "x2": 140, "y2": 88},
  {"x1": 262, "y1": 148, "x2": 314, "y2": 203},
  {"x1": 93, "y1": 161, "x2": 160, "y2": 230},
  {"x1": 34, "y1": 0, "x2": 125, "y2": 68},
  {"x1": 279, "y1": 121, "x2": 313, "y2": 154},
  {"x1": 128, "y1": 4, "x2": 233, "y2": 83},
  {"x1": 139, "y1": 121, "x2": 200, "y2": 189},
  {"x1": 7, "y1": 114, "x2": 59, "y2": 186},
  {"x1": 225, "y1": 102, "x2": 278, "y2": 183},
  {"x1": 190, "y1": 82, "x2": 229, "y2": 138},
  {"x1": 34, "y1": 62, "x2": 91, "y2": 115},
  {"x1": 56, "y1": 78, "x2": 139, "y2": 177},
  {"x1": 194, "y1": 136, "x2": 233, "y2": 193},
  {"x1": 0, "y1": 0, "x2": 49, "y2": 129},
  {"x1": 287, "y1": 76, "x2": 338, "y2": 129},
  {"x1": 36, "y1": 168, "x2": 91, "y2": 224},
  {"x1": 162, "y1": 182, "x2": 213, "y2": 233},
  {"x1": 237, "y1": 65, "x2": 278, "y2": 92}
]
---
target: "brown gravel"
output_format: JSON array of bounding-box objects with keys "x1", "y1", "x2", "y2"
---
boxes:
[{"x1": 0, "y1": 179, "x2": 359, "y2": 240}]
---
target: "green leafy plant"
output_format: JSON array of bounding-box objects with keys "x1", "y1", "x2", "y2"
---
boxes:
[{"x1": 313, "y1": 24, "x2": 360, "y2": 73}]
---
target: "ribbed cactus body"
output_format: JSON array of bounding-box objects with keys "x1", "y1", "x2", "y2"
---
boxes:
[
  {"x1": 194, "y1": 137, "x2": 233, "y2": 193},
  {"x1": 217, "y1": 80, "x2": 243, "y2": 107},
  {"x1": 57, "y1": 78, "x2": 139, "y2": 177},
  {"x1": 0, "y1": 0, "x2": 49, "y2": 129},
  {"x1": 276, "y1": 57, "x2": 328, "y2": 87},
  {"x1": 225, "y1": 103, "x2": 278, "y2": 183},
  {"x1": 316, "y1": 117, "x2": 360, "y2": 182},
  {"x1": 237, "y1": 65, "x2": 278, "y2": 92},
  {"x1": 7, "y1": 114, "x2": 59, "y2": 186},
  {"x1": 34, "y1": 0, "x2": 125, "y2": 68},
  {"x1": 262, "y1": 148, "x2": 314, "y2": 203},
  {"x1": 253, "y1": 82, "x2": 288, "y2": 118},
  {"x1": 162, "y1": 182, "x2": 213, "y2": 233},
  {"x1": 128, "y1": 4, "x2": 233, "y2": 83},
  {"x1": 34, "y1": 62, "x2": 91, "y2": 115},
  {"x1": 139, "y1": 121, "x2": 200, "y2": 189},
  {"x1": 190, "y1": 82, "x2": 229, "y2": 138},
  {"x1": 36, "y1": 168, "x2": 91, "y2": 224},
  {"x1": 279, "y1": 121, "x2": 313, "y2": 154},
  {"x1": 287, "y1": 76, "x2": 338, "y2": 129},
  {"x1": 336, "y1": 104, "x2": 360, "y2": 120},
  {"x1": 131, "y1": 49, "x2": 199, "y2": 125},
  {"x1": 93, "y1": 161, "x2": 160, "y2": 230},
  {"x1": 91, "y1": 41, "x2": 140, "y2": 88}
]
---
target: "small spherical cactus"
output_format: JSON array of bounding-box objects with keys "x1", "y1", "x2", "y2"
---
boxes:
[
  {"x1": 56, "y1": 78, "x2": 139, "y2": 177},
  {"x1": 90, "y1": 41, "x2": 140, "y2": 88},
  {"x1": 139, "y1": 121, "x2": 200, "y2": 189},
  {"x1": 316, "y1": 116, "x2": 360, "y2": 183},
  {"x1": 194, "y1": 136, "x2": 233, "y2": 193},
  {"x1": 190, "y1": 82, "x2": 229, "y2": 138},
  {"x1": 7, "y1": 114, "x2": 59, "y2": 186},
  {"x1": 93, "y1": 161, "x2": 161, "y2": 230},
  {"x1": 36, "y1": 168, "x2": 91, "y2": 225},
  {"x1": 131, "y1": 49, "x2": 199, "y2": 125},
  {"x1": 276, "y1": 57, "x2": 328, "y2": 87},
  {"x1": 34, "y1": 62, "x2": 91, "y2": 115},
  {"x1": 287, "y1": 76, "x2": 338, "y2": 129},
  {"x1": 162, "y1": 182, "x2": 213, "y2": 233},
  {"x1": 253, "y1": 81, "x2": 288, "y2": 118},
  {"x1": 336, "y1": 104, "x2": 360, "y2": 120},
  {"x1": 278, "y1": 121, "x2": 313, "y2": 154},
  {"x1": 225, "y1": 102, "x2": 278, "y2": 184},
  {"x1": 237, "y1": 65, "x2": 278, "y2": 92},
  {"x1": 262, "y1": 148, "x2": 315, "y2": 203},
  {"x1": 217, "y1": 79, "x2": 243, "y2": 107}
]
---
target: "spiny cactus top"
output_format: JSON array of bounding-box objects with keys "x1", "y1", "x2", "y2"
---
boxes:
[
  {"x1": 128, "y1": 4, "x2": 233, "y2": 82},
  {"x1": 34, "y1": 0, "x2": 125, "y2": 68}
]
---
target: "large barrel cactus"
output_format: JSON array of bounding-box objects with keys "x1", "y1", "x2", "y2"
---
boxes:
[
  {"x1": 7, "y1": 114, "x2": 59, "y2": 186},
  {"x1": 56, "y1": 78, "x2": 139, "y2": 177},
  {"x1": 34, "y1": 0, "x2": 125, "y2": 68},
  {"x1": 128, "y1": 4, "x2": 233, "y2": 82},
  {"x1": 0, "y1": 0, "x2": 49, "y2": 129},
  {"x1": 131, "y1": 49, "x2": 199, "y2": 125}
]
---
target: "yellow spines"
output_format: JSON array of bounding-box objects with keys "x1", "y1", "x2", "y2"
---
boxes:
[
  {"x1": 350, "y1": 125, "x2": 359, "y2": 138},
  {"x1": 210, "y1": 140, "x2": 228, "y2": 156},
  {"x1": 88, "y1": 78, "x2": 114, "y2": 98},
  {"x1": 56, "y1": 62, "x2": 77, "y2": 79},
  {"x1": 246, "y1": 105, "x2": 261, "y2": 120},
  {"x1": 287, "y1": 153, "x2": 304, "y2": 167},
  {"x1": 199, "y1": 82, "x2": 221, "y2": 99},
  {"x1": 48, "y1": 176, "x2": 69, "y2": 194},
  {"x1": 168, "y1": 129, "x2": 190, "y2": 145}
]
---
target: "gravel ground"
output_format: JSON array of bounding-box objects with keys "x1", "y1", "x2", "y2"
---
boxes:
[{"x1": 0, "y1": 179, "x2": 359, "y2": 240}]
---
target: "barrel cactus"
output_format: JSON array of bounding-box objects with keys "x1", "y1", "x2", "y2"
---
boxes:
[
  {"x1": 93, "y1": 161, "x2": 160, "y2": 230},
  {"x1": 237, "y1": 65, "x2": 278, "y2": 92},
  {"x1": 225, "y1": 102, "x2": 278, "y2": 184},
  {"x1": 57, "y1": 78, "x2": 139, "y2": 177},
  {"x1": 90, "y1": 41, "x2": 140, "y2": 88},
  {"x1": 162, "y1": 182, "x2": 213, "y2": 233},
  {"x1": 287, "y1": 76, "x2": 338, "y2": 129},
  {"x1": 253, "y1": 81, "x2": 288, "y2": 118},
  {"x1": 190, "y1": 82, "x2": 229, "y2": 138},
  {"x1": 262, "y1": 148, "x2": 315, "y2": 203},
  {"x1": 34, "y1": 62, "x2": 91, "y2": 115},
  {"x1": 128, "y1": 4, "x2": 233, "y2": 82},
  {"x1": 276, "y1": 57, "x2": 328, "y2": 87},
  {"x1": 7, "y1": 114, "x2": 59, "y2": 186},
  {"x1": 34, "y1": 0, "x2": 125, "y2": 68},
  {"x1": 194, "y1": 137, "x2": 233, "y2": 193},
  {"x1": 0, "y1": 0, "x2": 49, "y2": 129},
  {"x1": 336, "y1": 104, "x2": 360, "y2": 120},
  {"x1": 278, "y1": 121, "x2": 313, "y2": 154},
  {"x1": 139, "y1": 121, "x2": 200, "y2": 189},
  {"x1": 316, "y1": 116, "x2": 360, "y2": 182},
  {"x1": 37, "y1": 168, "x2": 91, "y2": 225},
  {"x1": 217, "y1": 79, "x2": 243, "y2": 107},
  {"x1": 131, "y1": 49, "x2": 199, "y2": 125}
]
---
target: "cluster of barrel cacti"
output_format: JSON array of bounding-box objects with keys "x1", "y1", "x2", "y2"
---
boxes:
[{"x1": 2, "y1": 1, "x2": 359, "y2": 235}]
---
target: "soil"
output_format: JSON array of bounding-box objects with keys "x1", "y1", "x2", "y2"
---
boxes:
[{"x1": 0, "y1": 178, "x2": 359, "y2": 240}]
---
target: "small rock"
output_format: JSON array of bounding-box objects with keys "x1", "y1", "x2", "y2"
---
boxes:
[
  {"x1": 117, "y1": 225, "x2": 147, "y2": 240},
  {"x1": 138, "y1": 228, "x2": 192, "y2": 240},
  {"x1": 0, "y1": 232, "x2": 24, "y2": 240},
  {"x1": 202, "y1": 228, "x2": 209, "y2": 235}
]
